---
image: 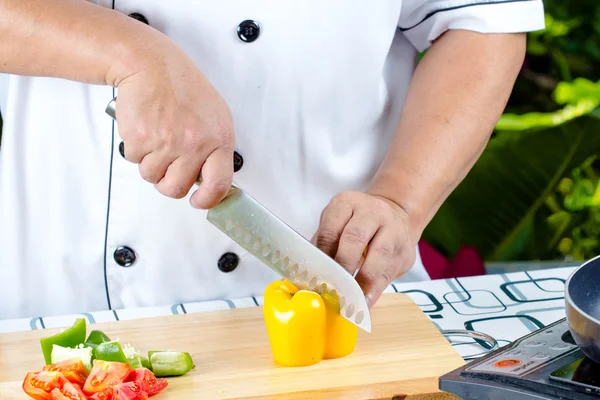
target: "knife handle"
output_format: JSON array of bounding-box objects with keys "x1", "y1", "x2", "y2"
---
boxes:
[{"x1": 105, "y1": 97, "x2": 238, "y2": 193}]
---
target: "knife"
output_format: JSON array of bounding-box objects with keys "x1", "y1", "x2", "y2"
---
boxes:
[{"x1": 105, "y1": 98, "x2": 372, "y2": 333}]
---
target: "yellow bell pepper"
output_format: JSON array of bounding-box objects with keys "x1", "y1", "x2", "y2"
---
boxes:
[{"x1": 262, "y1": 279, "x2": 358, "y2": 367}]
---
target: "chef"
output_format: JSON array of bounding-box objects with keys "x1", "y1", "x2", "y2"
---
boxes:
[{"x1": 0, "y1": 0, "x2": 544, "y2": 320}]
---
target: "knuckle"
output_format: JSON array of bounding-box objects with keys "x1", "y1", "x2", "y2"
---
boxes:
[
  {"x1": 373, "y1": 243, "x2": 395, "y2": 260},
  {"x1": 360, "y1": 269, "x2": 378, "y2": 285},
  {"x1": 335, "y1": 253, "x2": 354, "y2": 270},
  {"x1": 369, "y1": 267, "x2": 395, "y2": 296},
  {"x1": 321, "y1": 204, "x2": 348, "y2": 226},
  {"x1": 139, "y1": 165, "x2": 160, "y2": 184},
  {"x1": 159, "y1": 129, "x2": 175, "y2": 150},
  {"x1": 315, "y1": 228, "x2": 339, "y2": 248},
  {"x1": 381, "y1": 266, "x2": 395, "y2": 286},
  {"x1": 341, "y1": 226, "x2": 368, "y2": 246},
  {"x1": 371, "y1": 198, "x2": 393, "y2": 219},
  {"x1": 400, "y1": 247, "x2": 417, "y2": 271},
  {"x1": 159, "y1": 183, "x2": 188, "y2": 199},
  {"x1": 183, "y1": 128, "x2": 204, "y2": 151},
  {"x1": 205, "y1": 177, "x2": 232, "y2": 198},
  {"x1": 212, "y1": 120, "x2": 234, "y2": 147},
  {"x1": 331, "y1": 192, "x2": 353, "y2": 206},
  {"x1": 129, "y1": 126, "x2": 150, "y2": 144}
]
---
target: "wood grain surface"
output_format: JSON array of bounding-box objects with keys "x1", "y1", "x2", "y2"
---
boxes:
[{"x1": 0, "y1": 293, "x2": 464, "y2": 399}]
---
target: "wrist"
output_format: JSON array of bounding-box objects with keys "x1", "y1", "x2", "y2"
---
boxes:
[
  {"x1": 367, "y1": 174, "x2": 429, "y2": 242},
  {"x1": 104, "y1": 22, "x2": 173, "y2": 87}
]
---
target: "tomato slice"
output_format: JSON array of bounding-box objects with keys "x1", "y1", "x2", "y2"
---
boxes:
[
  {"x1": 128, "y1": 368, "x2": 168, "y2": 396},
  {"x1": 89, "y1": 389, "x2": 115, "y2": 400},
  {"x1": 59, "y1": 382, "x2": 87, "y2": 400},
  {"x1": 23, "y1": 371, "x2": 69, "y2": 400},
  {"x1": 83, "y1": 360, "x2": 132, "y2": 395},
  {"x1": 89, "y1": 382, "x2": 148, "y2": 400},
  {"x1": 50, "y1": 388, "x2": 69, "y2": 400},
  {"x1": 114, "y1": 382, "x2": 148, "y2": 400},
  {"x1": 43, "y1": 359, "x2": 90, "y2": 387}
]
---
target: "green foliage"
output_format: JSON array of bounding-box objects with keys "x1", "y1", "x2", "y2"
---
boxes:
[
  {"x1": 422, "y1": 103, "x2": 600, "y2": 261},
  {"x1": 423, "y1": 0, "x2": 600, "y2": 263},
  {"x1": 508, "y1": 0, "x2": 600, "y2": 114},
  {"x1": 423, "y1": 77, "x2": 600, "y2": 262}
]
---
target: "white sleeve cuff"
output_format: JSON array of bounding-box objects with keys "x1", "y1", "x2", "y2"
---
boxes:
[{"x1": 399, "y1": 0, "x2": 546, "y2": 52}]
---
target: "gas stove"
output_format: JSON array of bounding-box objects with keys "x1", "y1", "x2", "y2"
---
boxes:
[{"x1": 439, "y1": 318, "x2": 600, "y2": 399}]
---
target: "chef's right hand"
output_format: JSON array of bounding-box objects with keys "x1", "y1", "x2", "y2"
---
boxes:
[{"x1": 109, "y1": 35, "x2": 234, "y2": 210}]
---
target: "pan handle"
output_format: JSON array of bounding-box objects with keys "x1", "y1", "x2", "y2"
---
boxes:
[{"x1": 441, "y1": 329, "x2": 499, "y2": 359}]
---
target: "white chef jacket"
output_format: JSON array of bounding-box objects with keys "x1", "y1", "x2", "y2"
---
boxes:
[{"x1": 0, "y1": 0, "x2": 544, "y2": 320}]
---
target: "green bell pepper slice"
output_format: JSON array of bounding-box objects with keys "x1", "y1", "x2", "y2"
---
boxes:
[
  {"x1": 85, "y1": 330, "x2": 111, "y2": 349},
  {"x1": 148, "y1": 351, "x2": 195, "y2": 377},
  {"x1": 40, "y1": 318, "x2": 87, "y2": 365},
  {"x1": 51, "y1": 344, "x2": 94, "y2": 371},
  {"x1": 123, "y1": 345, "x2": 143, "y2": 369},
  {"x1": 94, "y1": 341, "x2": 128, "y2": 363},
  {"x1": 141, "y1": 354, "x2": 151, "y2": 370}
]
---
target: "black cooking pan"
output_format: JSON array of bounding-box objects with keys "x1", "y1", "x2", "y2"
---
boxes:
[{"x1": 565, "y1": 255, "x2": 600, "y2": 364}]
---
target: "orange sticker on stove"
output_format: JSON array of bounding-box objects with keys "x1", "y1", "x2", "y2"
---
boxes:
[{"x1": 493, "y1": 359, "x2": 522, "y2": 368}]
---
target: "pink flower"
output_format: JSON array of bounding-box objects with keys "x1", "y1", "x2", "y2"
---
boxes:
[{"x1": 419, "y1": 240, "x2": 485, "y2": 280}]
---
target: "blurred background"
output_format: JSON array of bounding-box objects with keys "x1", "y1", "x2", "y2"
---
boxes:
[
  {"x1": 420, "y1": 0, "x2": 600, "y2": 277},
  {"x1": 1, "y1": 0, "x2": 598, "y2": 278}
]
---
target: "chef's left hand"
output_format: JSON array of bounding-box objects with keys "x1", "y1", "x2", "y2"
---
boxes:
[{"x1": 312, "y1": 192, "x2": 417, "y2": 307}]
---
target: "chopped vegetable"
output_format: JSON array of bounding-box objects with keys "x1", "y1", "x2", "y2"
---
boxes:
[
  {"x1": 263, "y1": 279, "x2": 358, "y2": 367},
  {"x1": 140, "y1": 355, "x2": 151, "y2": 371},
  {"x1": 94, "y1": 341, "x2": 128, "y2": 364},
  {"x1": 26, "y1": 321, "x2": 183, "y2": 399},
  {"x1": 129, "y1": 368, "x2": 168, "y2": 395},
  {"x1": 49, "y1": 388, "x2": 69, "y2": 400},
  {"x1": 23, "y1": 371, "x2": 86, "y2": 400},
  {"x1": 123, "y1": 345, "x2": 143, "y2": 369},
  {"x1": 23, "y1": 371, "x2": 60, "y2": 400},
  {"x1": 42, "y1": 359, "x2": 89, "y2": 387},
  {"x1": 82, "y1": 360, "x2": 132, "y2": 396},
  {"x1": 89, "y1": 381, "x2": 148, "y2": 400},
  {"x1": 50, "y1": 344, "x2": 93, "y2": 371},
  {"x1": 148, "y1": 351, "x2": 195, "y2": 377},
  {"x1": 40, "y1": 318, "x2": 87, "y2": 365},
  {"x1": 85, "y1": 330, "x2": 111, "y2": 349}
]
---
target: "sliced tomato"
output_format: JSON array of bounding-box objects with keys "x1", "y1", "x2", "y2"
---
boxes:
[
  {"x1": 89, "y1": 389, "x2": 115, "y2": 400},
  {"x1": 83, "y1": 360, "x2": 133, "y2": 396},
  {"x1": 59, "y1": 382, "x2": 88, "y2": 400},
  {"x1": 23, "y1": 371, "x2": 69, "y2": 400},
  {"x1": 89, "y1": 382, "x2": 148, "y2": 400},
  {"x1": 114, "y1": 382, "x2": 148, "y2": 400},
  {"x1": 43, "y1": 359, "x2": 90, "y2": 387},
  {"x1": 128, "y1": 368, "x2": 168, "y2": 396},
  {"x1": 50, "y1": 388, "x2": 69, "y2": 400}
]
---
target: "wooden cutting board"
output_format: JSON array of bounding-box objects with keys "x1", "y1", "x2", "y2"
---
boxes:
[{"x1": 0, "y1": 293, "x2": 464, "y2": 400}]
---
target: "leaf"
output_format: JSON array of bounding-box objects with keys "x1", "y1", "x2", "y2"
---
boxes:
[
  {"x1": 542, "y1": 13, "x2": 581, "y2": 37},
  {"x1": 546, "y1": 211, "x2": 573, "y2": 250},
  {"x1": 495, "y1": 100, "x2": 599, "y2": 131},
  {"x1": 422, "y1": 112, "x2": 600, "y2": 261},
  {"x1": 554, "y1": 78, "x2": 600, "y2": 104},
  {"x1": 591, "y1": 181, "x2": 600, "y2": 205},
  {"x1": 527, "y1": 38, "x2": 548, "y2": 56},
  {"x1": 564, "y1": 178, "x2": 596, "y2": 211}
]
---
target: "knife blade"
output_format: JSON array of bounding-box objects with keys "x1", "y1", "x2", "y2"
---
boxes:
[{"x1": 105, "y1": 98, "x2": 372, "y2": 333}]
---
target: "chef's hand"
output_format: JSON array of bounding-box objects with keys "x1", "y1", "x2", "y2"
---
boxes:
[
  {"x1": 311, "y1": 192, "x2": 417, "y2": 307},
  {"x1": 111, "y1": 34, "x2": 234, "y2": 209}
]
